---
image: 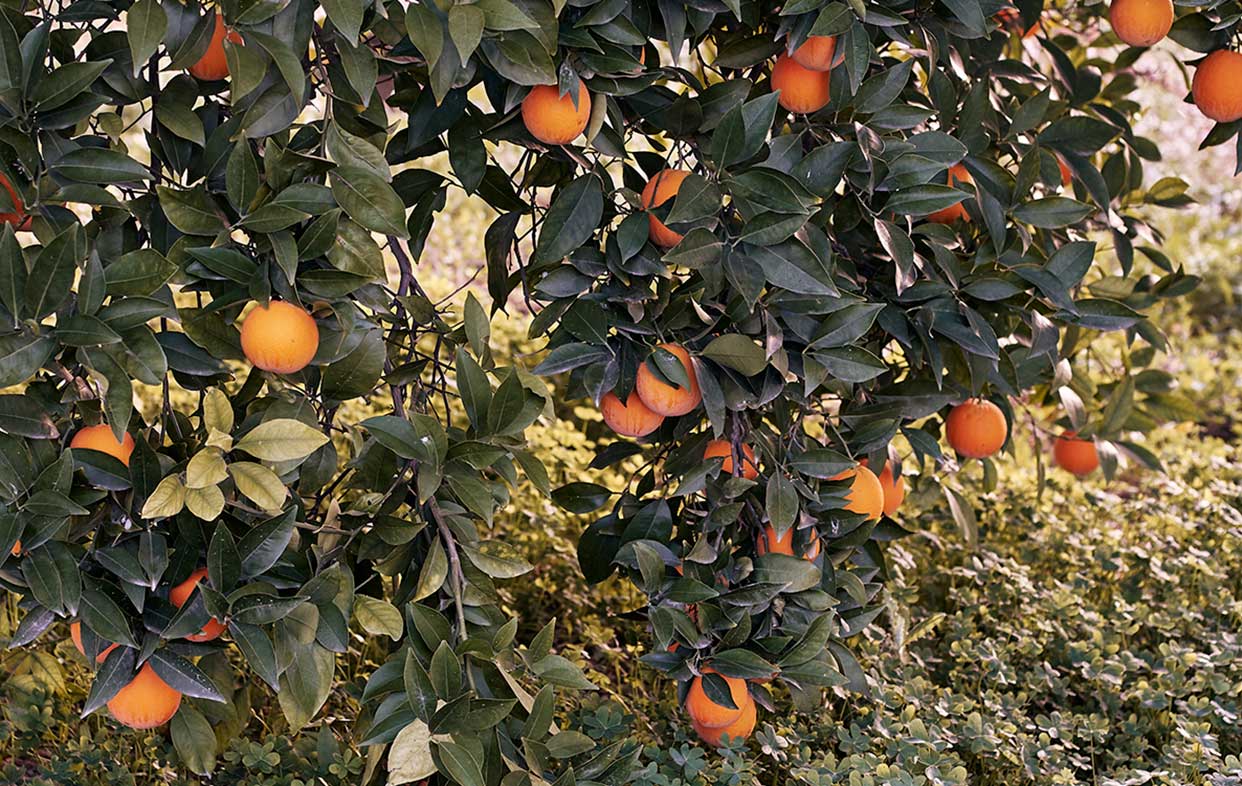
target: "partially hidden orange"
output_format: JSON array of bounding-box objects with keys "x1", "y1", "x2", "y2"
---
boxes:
[
  {"x1": 169, "y1": 567, "x2": 226, "y2": 642},
  {"x1": 703, "y1": 440, "x2": 758, "y2": 479},
  {"x1": 107, "y1": 663, "x2": 182, "y2": 729},
  {"x1": 70, "y1": 424, "x2": 136, "y2": 466},
  {"x1": 635, "y1": 343, "x2": 701, "y2": 417},
  {"x1": 641, "y1": 169, "x2": 692, "y2": 248},
  {"x1": 600, "y1": 391, "x2": 664, "y2": 437}
]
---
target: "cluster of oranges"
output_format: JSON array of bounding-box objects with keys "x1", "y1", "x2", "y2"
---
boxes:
[
  {"x1": 43, "y1": 298, "x2": 319, "y2": 730},
  {"x1": 55, "y1": 427, "x2": 227, "y2": 729},
  {"x1": 945, "y1": 397, "x2": 1099, "y2": 476},
  {"x1": 519, "y1": 34, "x2": 843, "y2": 150},
  {"x1": 1108, "y1": 0, "x2": 1242, "y2": 123}
]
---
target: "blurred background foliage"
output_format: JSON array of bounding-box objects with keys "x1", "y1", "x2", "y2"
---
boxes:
[{"x1": 3, "y1": 45, "x2": 1240, "y2": 783}]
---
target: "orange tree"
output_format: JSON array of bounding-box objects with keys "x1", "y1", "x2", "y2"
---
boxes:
[{"x1": 0, "y1": 0, "x2": 1219, "y2": 779}]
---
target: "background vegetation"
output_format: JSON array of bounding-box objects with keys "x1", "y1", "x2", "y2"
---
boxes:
[{"x1": 4, "y1": 41, "x2": 1240, "y2": 782}]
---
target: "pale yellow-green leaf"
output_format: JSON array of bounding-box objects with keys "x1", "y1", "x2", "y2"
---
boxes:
[
  {"x1": 141, "y1": 475, "x2": 186, "y2": 519},
  {"x1": 185, "y1": 484, "x2": 225, "y2": 520},
  {"x1": 353, "y1": 595, "x2": 402, "y2": 640},
  {"x1": 203, "y1": 388, "x2": 234, "y2": 434},
  {"x1": 387, "y1": 720, "x2": 441, "y2": 785},
  {"x1": 234, "y1": 419, "x2": 329, "y2": 462},
  {"x1": 206, "y1": 428, "x2": 233, "y2": 451},
  {"x1": 186, "y1": 448, "x2": 228, "y2": 489},
  {"x1": 229, "y1": 461, "x2": 288, "y2": 513}
]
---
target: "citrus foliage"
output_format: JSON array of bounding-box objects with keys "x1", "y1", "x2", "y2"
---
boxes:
[{"x1": 0, "y1": 0, "x2": 1220, "y2": 780}]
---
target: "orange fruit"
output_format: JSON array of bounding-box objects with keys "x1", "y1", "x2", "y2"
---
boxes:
[
  {"x1": 927, "y1": 164, "x2": 972, "y2": 224},
  {"x1": 188, "y1": 13, "x2": 242, "y2": 81},
  {"x1": 0, "y1": 173, "x2": 26, "y2": 227},
  {"x1": 169, "y1": 568, "x2": 226, "y2": 642},
  {"x1": 692, "y1": 695, "x2": 756, "y2": 746},
  {"x1": 1108, "y1": 0, "x2": 1173, "y2": 47},
  {"x1": 790, "y1": 35, "x2": 836, "y2": 71},
  {"x1": 862, "y1": 458, "x2": 905, "y2": 516},
  {"x1": 521, "y1": 79, "x2": 591, "y2": 145},
  {"x1": 756, "y1": 524, "x2": 820, "y2": 560},
  {"x1": 1053, "y1": 431, "x2": 1099, "y2": 477},
  {"x1": 771, "y1": 54, "x2": 831, "y2": 114},
  {"x1": 640, "y1": 169, "x2": 692, "y2": 248},
  {"x1": 703, "y1": 440, "x2": 758, "y2": 479},
  {"x1": 635, "y1": 343, "x2": 701, "y2": 417},
  {"x1": 945, "y1": 399, "x2": 1008, "y2": 459},
  {"x1": 1192, "y1": 50, "x2": 1242, "y2": 123},
  {"x1": 70, "y1": 424, "x2": 136, "y2": 466},
  {"x1": 107, "y1": 663, "x2": 182, "y2": 729},
  {"x1": 600, "y1": 391, "x2": 664, "y2": 437},
  {"x1": 685, "y1": 670, "x2": 750, "y2": 728},
  {"x1": 829, "y1": 465, "x2": 884, "y2": 520},
  {"x1": 240, "y1": 300, "x2": 320, "y2": 374},
  {"x1": 10, "y1": 540, "x2": 19, "y2": 556},
  {"x1": 71, "y1": 621, "x2": 119, "y2": 663}
]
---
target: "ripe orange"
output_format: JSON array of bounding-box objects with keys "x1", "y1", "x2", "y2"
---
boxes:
[
  {"x1": 521, "y1": 79, "x2": 591, "y2": 145},
  {"x1": 1053, "y1": 431, "x2": 1099, "y2": 477},
  {"x1": 635, "y1": 343, "x2": 701, "y2": 417},
  {"x1": 771, "y1": 55, "x2": 831, "y2": 114},
  {"x1": 1191, "y1": 50, "x2": 1242, "y2": 123},
  {"x1": 107, "y1": 663, "x2": 182, "y2": 729},
  {"x1": 600, "y1": 391, "x2": 664, "y2": 437},
  {"x1": 829, "y1": 465, "x2": 884, "y2": 520},
  {"x1": 756, "y1": 524, "x2": 821, "y2": 560},
  {"x1": 927, "y1": 164, "x2": 972, "y2": 224},
  {"x1": 1108, "y1": 0, "x2": 1173, "y2": 47},
  {"x1": 188, "y1": 13, "x2": 242, "y2": 81},
  {"x1": 70, "y1": 424, "x2": 136, "y2": 466},
  {"x1": 0, "y1": 173, "x2": 26, "y2": 226},
  {"x1": 240, "y1": 300, "x2": 320, "y2": 374},
  {"x1": 945, "y1": 399, "x2": 1008, "y2": 459},
  {"x1": 703, "y1": 440, "x2": 759, "y2": 479},
  {"x1": 71, "y1": 621, "x2": 119, "y2": 663},
  {"x1": 862, "y1": 459, "x2": 905, "y2": 516},
  {"x1": 692, "y1": 696, "x2": 756, "y2": 746},
  {"x1": 10, "y1": 540, "x2": 19, "y2": 556},
  {"x1": 169, "y1": 568, "x2": 226, "y2": 642},
  {"x1": 790, "y1": 35, "x2": 836, "y2": 71},
  {"x1": 640, "y1": 169, "x2": 692, "y2": 248},
  {"x1": 685, "y1": 670, "x2": 750, "y2": 728}
]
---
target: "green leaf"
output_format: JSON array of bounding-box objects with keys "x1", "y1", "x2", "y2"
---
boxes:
[
  {"x1": 413, "y1": 539, "x2": 448, "y2": 602},
  {"x1": 533, "y1": 174, "x2": 603, "y2": 263},
  {"x1": 157, "y1": 185, "x2": 225, "y2": 235},
  {"x1": 701, "y1": 334, "x2": 766, "y2": 376},
  {"x1": 330, "y1": 166, "x2": 408, "y2": 238},
  {"x1": 323, "y1": 0, "x2": 365, "y2": 42},
  {"x1": 127, "y1": 0, "x2": 167, "y2": 76},
  {"x1": 32, "y1": 61, "x2": 110, "y2": 111},
  {"x1": 52, "y1": 148, "x2": 151, "y2": 184},
  {"x1": 105, "y1": 249, "x2": 176, "y2": 295},
  {"x1": 1012, "y1": 197, "x2": 1094, "y2": 228},
  {"x1": 170, "y1": 704, "x2": 216, "y2": 775},
  {"x1": 25, "y1": 225, "x2": 81, "y2": 320},
  {"x1": 235, "y1": 419, "x2": 330, "y2": 462}
]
